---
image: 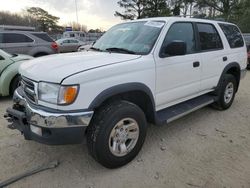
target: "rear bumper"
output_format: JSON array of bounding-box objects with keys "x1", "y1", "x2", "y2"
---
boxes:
[{"x1": 5, "y1": 88, "x2": 94, "y2": 145}]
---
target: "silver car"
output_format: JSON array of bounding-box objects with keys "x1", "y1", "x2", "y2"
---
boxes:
[
  {"x1": 0, "y1": 31, "x2": 58, "y2": 57},
  {"x1": 56, "y1": 38, "x2": 85, "y2": 53}
]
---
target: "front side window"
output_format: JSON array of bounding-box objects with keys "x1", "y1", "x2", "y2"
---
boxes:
[
  {"x1": 219, "y1": 23, "x2": 244, "y2": 48},
  {"x1": 3, "y1": 33, "x2": 33, "y2": 43},
  {"x1": 93, "y1": 21, "x2": 165, "y2": 55},
  {"x1": 197, "y1": 23, "x2": 223, "y2": 51},
  {"x1": 161, "y1": 22, "x2": 196, "y2": 56}
]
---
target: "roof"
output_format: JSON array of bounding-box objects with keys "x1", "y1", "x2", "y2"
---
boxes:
[
  {"x1": 0, "y1": 25, "x2": 35, "y2": 31},
  {"x1": 126, "y1": 16, "x2": 235, "y2": 26}
]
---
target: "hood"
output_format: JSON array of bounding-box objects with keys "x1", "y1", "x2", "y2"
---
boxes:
[
  {"x1": 19, "y1": 51, "x2": 141, "y2": 83},
  {"x1": 11, "y1": 54, "x2": 33, "y2": 62}
]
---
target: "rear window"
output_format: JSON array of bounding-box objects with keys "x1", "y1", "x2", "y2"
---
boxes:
[
  {"x1": 32, "y1": 33, "x2": 54, "y2": 42},
  {"x1": 2, "y1": 33, "x2": 33, "y2": 43},
  {"x1": 219, "y1": 23, "x2": 244, "y2": 48},
  {"x1": 197, "y1": 23, "x2": 223, "y2": 51}
]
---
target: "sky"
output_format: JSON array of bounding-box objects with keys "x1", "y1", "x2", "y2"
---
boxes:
[{"x1": 0, "y1": 0, "x2": 123, "y2": 30}]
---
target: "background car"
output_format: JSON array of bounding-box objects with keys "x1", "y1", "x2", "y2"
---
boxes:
[
  {"x1": 242, "y1": 34, "x2": 250, "y2": 69},
  {"x1": 78, "y1": 41, "x2": 94, "y2": 52},
  {"x1": 56, "y1": 38, "x2": 86, "y2": 53},
  {"x1": 0, "y1": 31, "x2": 58, "y2": 57},
  {"x1": 0, "y1": 49, "x2": 33, "y2": 96}
]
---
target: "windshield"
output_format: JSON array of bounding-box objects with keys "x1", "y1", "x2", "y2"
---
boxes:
[{"x1": 93, "y1": 21, "x2": 165, "y2": 55}]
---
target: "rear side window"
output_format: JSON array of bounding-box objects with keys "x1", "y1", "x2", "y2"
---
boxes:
[
  {"x1": 219, "y1": 24, "x2": 244, "y2": 48},
  {"x1": 2, "y1": 33, "x2": 33, "y2": 43},
  {"x1": 32, "y1": 33, "x2": 54, "y2": 42},
  {"x1": 197, "y1": 23, "x2": 223, "y2": 51},
  {"x1": 70, "y1": 40, "x2": 79, "y2": 43}
]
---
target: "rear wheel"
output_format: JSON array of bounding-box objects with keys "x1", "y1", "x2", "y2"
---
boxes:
[
  {"x1": 34, "y1": 52, "x2": 48, "y2": 57},
  {"x1": 86, "y1": 100, "x2": 147, "y2": 168},
  {"x1": 212, "y1": 74, "x2": 237, "y2": 110}
]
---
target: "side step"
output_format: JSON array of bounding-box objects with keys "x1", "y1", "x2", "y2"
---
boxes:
[{"x1": 156, "y1": 94, "x2": 216, "y2": 125}]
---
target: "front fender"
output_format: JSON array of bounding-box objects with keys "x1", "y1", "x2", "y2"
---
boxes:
[
  {"x1": 88, "y1": 82, "x2": 155, "y2": 110},
  {"x1": 0, "y1": 61, "x2": 23, "y2": 96}
]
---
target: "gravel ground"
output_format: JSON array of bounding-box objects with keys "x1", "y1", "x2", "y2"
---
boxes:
[{"x1": 0, "y1": 73, "x2": 250, "y2": 188}]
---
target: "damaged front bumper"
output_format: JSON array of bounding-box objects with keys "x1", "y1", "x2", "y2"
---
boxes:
[{"x1": 4, "y1": 87, "x2": 94, "y2": 145}]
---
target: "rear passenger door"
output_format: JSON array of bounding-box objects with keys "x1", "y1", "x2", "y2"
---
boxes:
[
  {"x1": 155, "y1": 22, "x2": 202, "y2": 110},
  {"x1": 195, "y1": 23, "x2": 226, "y2": 92},
  {"x1": 2, "y1": 33, "x2": 34, "y2": 55}
]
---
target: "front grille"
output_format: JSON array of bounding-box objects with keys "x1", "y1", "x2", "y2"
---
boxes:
[{"x1": 21, "y1": 77, "x2": 36, "y2": 103}]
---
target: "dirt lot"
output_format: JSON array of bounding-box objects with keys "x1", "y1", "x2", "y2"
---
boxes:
[{"x1": 0, "y1": 74, "x2": 250, "y2": 188}]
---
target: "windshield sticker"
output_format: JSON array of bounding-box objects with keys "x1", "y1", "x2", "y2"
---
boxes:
[{"x1": 144, "y1": 21, "x2": 164, "y2": 28}]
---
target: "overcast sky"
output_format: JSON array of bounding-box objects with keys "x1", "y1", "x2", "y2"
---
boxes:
[{"x1": 0, "y1": 0, "x2": 123, "y2": 30}]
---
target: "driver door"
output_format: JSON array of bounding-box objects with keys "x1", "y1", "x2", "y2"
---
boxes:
[{"x1": 155, "y1": 22, "x2": 202, "y2": 110}]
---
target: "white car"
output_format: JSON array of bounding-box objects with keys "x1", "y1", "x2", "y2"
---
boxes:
[
  {"x1": 6, "y1": 17, "x2": 247, "y2": 168},
  {"x1": 78, "y1": 41, "x2": 94, "y2": 52}
]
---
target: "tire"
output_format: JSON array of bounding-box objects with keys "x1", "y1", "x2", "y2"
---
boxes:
[
  {"x1": 86, "y1": 100, "x2": 147, "y2": 168},
  {"x1": 247, "y1": 63, "x2": 250, "y2": 70},
  {"x1": 10, "y1": 75, "x2": 21, "y2": 95},
  {"x1": 34, "y1": 53, "x2": 48, "y2": 57},
  {"x1": 212, "y1": 74, "x2": 237, "y2": 110}
]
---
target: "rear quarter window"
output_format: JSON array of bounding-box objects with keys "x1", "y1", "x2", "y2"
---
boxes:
[
  {"x1": 3, "y1": 33, "x2": 33, "y2": 43},
  {"x1": 219, "y1": 23, "x2": 244, "y2": 48},
  {"x1": 32, "y1": 33, "x2": 54, "y2": 42}
]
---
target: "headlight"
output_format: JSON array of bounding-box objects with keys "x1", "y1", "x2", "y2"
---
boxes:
[{"x1": 38, "y1": 82, "x2": 79, "y2": 105}]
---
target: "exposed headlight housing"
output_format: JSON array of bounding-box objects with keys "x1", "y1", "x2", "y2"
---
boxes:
[{"x1": 38, "y1": 82, "x2": 79, "y2": 105}]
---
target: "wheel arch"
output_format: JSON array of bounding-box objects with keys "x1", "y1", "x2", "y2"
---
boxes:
[
  {"x1": 88, "y1": 83, "x2": 156, "y2": 123},
  {"x1": 0, "y1": 62, "x2": 21, "y2": 96},
  {"x1": 216, "y1": 62, "x2": 241, "y2": 93}
]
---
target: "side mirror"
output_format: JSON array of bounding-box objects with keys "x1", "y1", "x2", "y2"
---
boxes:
[{"x1": 161, "y1": 40, "x2": 187, "y2": 57}]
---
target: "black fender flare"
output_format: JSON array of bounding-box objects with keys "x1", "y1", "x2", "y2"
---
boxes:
[
  {"x1": 215, "y1": 62, "x2": 241, "y2": 93},
  {"x1": 88, "y1": 82, "x2": 155, "y2": 110}
]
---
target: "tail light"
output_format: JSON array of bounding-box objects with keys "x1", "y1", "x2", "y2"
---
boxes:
[{"x1": 51, "y1": 42, "x2": 58, "y2": 52}]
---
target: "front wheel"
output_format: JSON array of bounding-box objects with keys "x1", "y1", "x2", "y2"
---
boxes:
[
  {"x1": 10, "y1": 75, "x2": 21, "y2": 95},
  {"x1": 86, "y1": 100, "x2": 147, "y2": 168},
  {"x1": 212, "y1": 74, "x2": 237, "y2": 110}
]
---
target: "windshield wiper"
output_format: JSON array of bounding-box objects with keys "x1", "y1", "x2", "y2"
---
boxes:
[
  {"x1": 105, "y1": 47, "x2": 136, "y2": 54},
  {"x1": 89, "y1": 47, "x2": 104, "y2": 52}
]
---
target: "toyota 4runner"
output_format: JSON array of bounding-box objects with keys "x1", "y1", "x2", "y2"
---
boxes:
[{"x1": 5, "y1": 17, "x2": 247, "y2": 168}]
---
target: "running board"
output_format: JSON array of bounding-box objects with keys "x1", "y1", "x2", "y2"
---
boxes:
[{"x1": 156, "y1": 95, "x2": 216, "y2": 125}]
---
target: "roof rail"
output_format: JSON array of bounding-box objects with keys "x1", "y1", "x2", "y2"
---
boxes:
[{"x1": 0, "y1": 25, "x2": 35, "y2": 31}]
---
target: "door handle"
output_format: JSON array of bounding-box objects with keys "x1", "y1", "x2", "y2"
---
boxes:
[
  {"x1": 223, "y1": 56, "x2": 228, "y2": 61},
  {"x1": 193, "y1": 61, "x2": 200, "y2": 68}
]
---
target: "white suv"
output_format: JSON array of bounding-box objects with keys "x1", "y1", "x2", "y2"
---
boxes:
[{"x1": 5, "y1": 17, "x2": 247, "y2": 168}]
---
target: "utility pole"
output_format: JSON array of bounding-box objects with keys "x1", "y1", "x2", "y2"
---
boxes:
[{"x1": 75, "y1": 0, "x2": 79, "y2": 30}]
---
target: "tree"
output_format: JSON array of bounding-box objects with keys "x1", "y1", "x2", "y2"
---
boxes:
[
  {"x1": 26, "y1": 7, "x2": 61, "y2": 32},
  {"x1": 114, "y1": 0, "x2": 145, "y2": 20},
  {"x1": 88, "y1": 28, "x2": 103, "y2": 33},
  {"x1": 65, "y1": 22, "x2": 88, "y2": 32},
  {"x1": 0, "y1": 11, "x2": 37, "y2": 27},
  {"x1": 196, "y1": 0, "x2": 241, "y2": 20},
  {"x1": 143, "y1": 0, "x2": 171, "y2": 17}
]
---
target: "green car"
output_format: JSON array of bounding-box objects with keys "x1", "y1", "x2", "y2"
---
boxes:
[{"x1": 0, "y1": 49, "x2": 33, "y2": 96}]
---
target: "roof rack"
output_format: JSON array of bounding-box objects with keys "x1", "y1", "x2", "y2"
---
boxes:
[{"x1": 0, "y1": 25, "x2": 35, "y2": 31}]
